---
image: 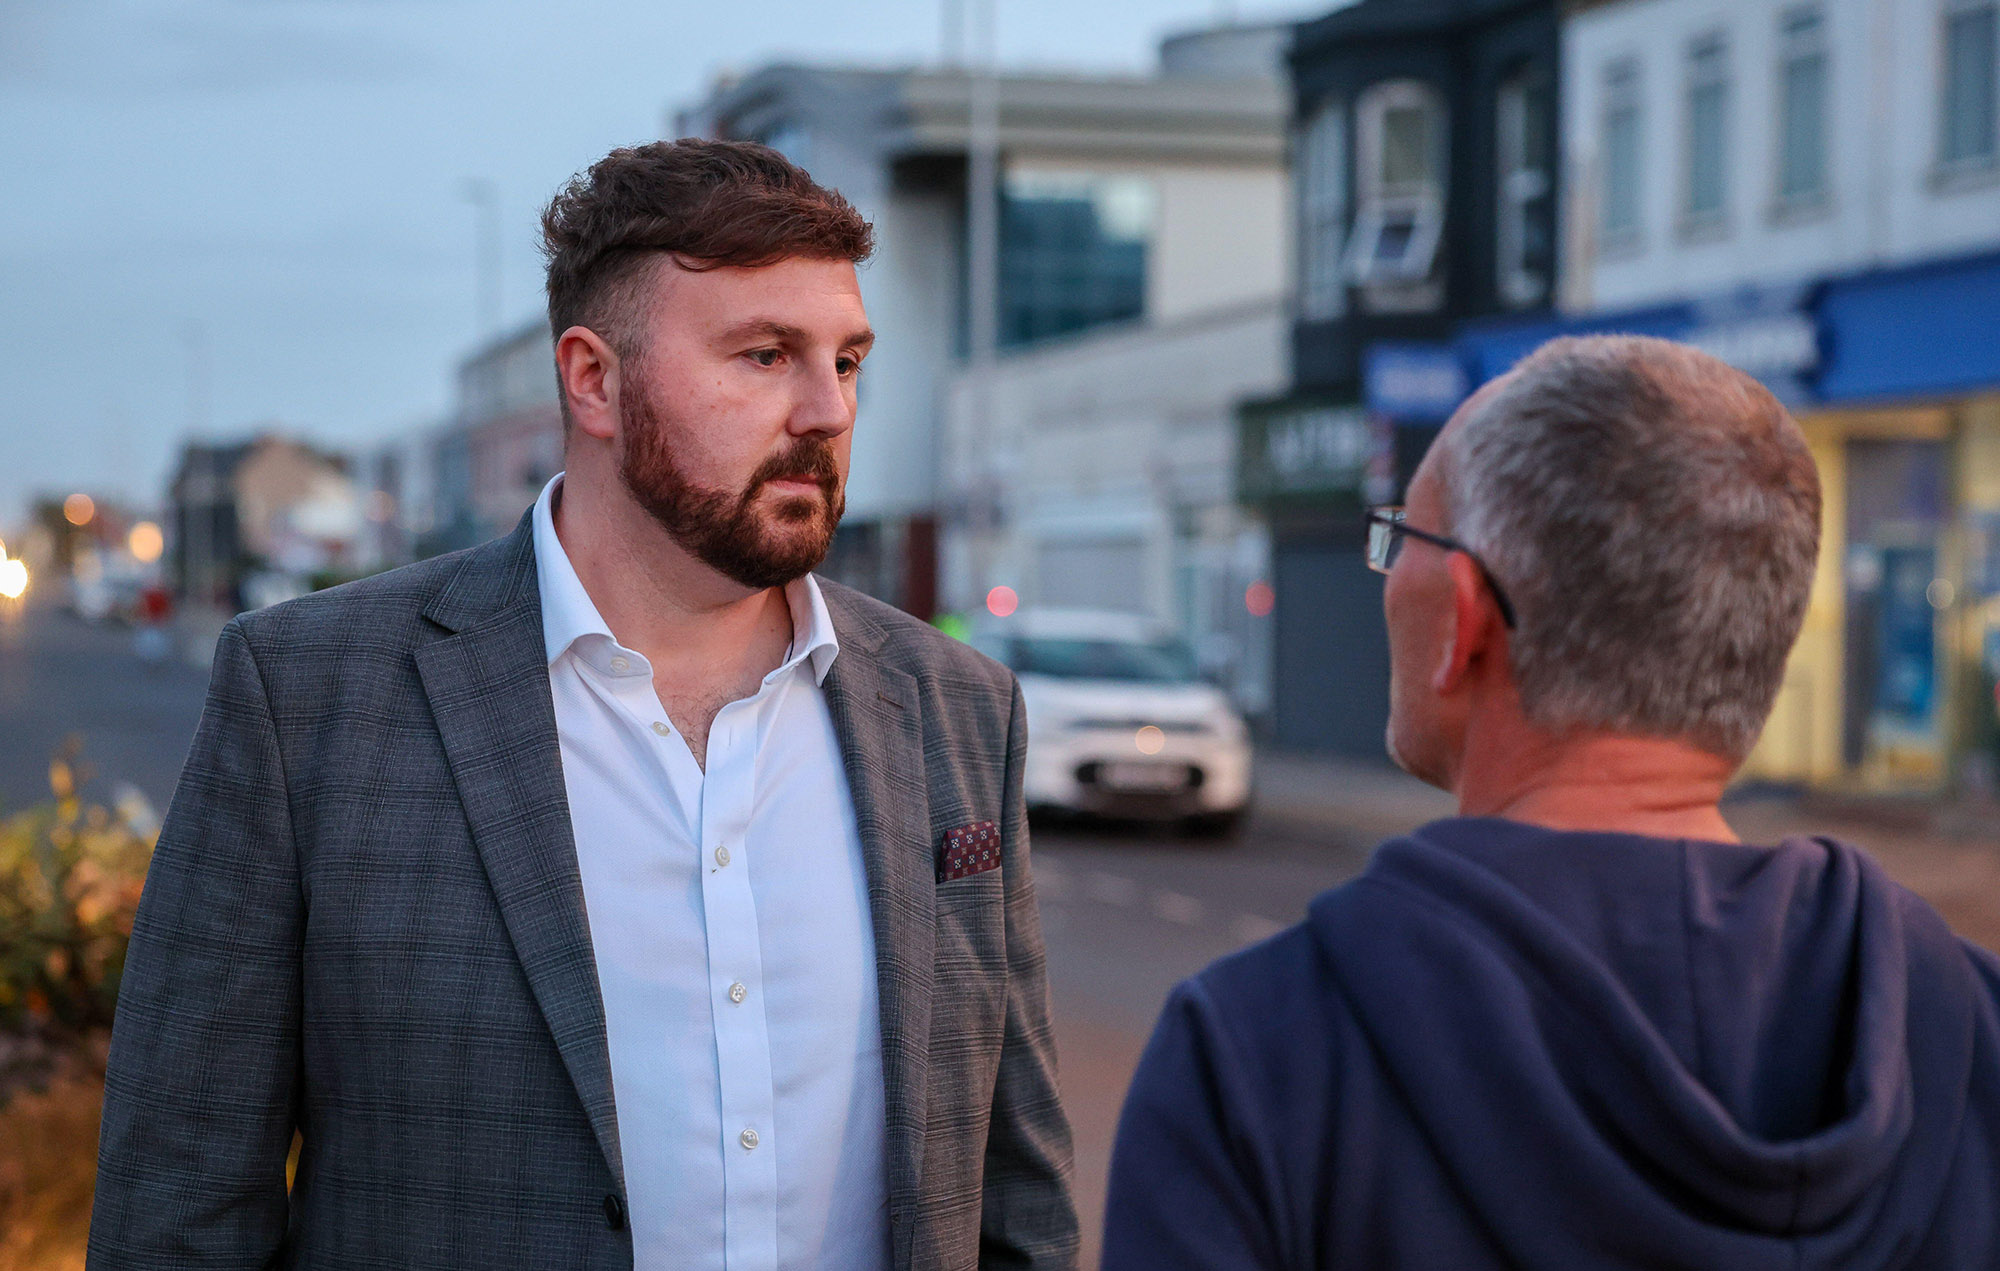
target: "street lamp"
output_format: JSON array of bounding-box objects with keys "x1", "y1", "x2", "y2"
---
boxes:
[
  {"x1": 129, "y1": 521, "x2": 165, "y2": 564},
  {"x1": 461, "y1": 178, "x2": 503, "y2": 341}
]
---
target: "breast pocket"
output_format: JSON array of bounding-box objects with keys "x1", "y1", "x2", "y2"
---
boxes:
[
  {"x1": 935, "y1": 868, "x2": 1004, "y2": 918},
  {"x1": 932, "y1": 868, "x2": 1006, "y2": 1031}
]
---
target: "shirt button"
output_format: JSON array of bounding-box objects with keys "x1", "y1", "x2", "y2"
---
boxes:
[
  {"x1": 652, "y1": 721, "x2": 671, "y2": 737},
  {"x1": 610, "y1": 656, "x2": 630, "y2": 674},
  {"x1": 714, "y1": 845, "x2": 731, "y2": 867},
  {"x1": 728, "y1": 981, "x2": 747, "y2": 1004},
  {"x1": 740, "y1": 1127, "x2": 760, "y2": 1151}
]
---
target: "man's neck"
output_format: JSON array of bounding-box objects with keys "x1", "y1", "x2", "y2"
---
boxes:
[
  {"x1": 551, "y1": 475, "x2": 792, "y2": 687},
  {"x1": 1453, "y1": 728, "x2": 1742, "y2": 844}
]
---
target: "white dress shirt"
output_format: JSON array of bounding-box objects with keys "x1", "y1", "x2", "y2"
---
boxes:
[{"x1": 532, "y1": 475, "x2": 891, "y2": 1270}]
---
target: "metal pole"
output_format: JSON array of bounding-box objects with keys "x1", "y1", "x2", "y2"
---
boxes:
[
  {"x1": 963, "y1": 0, "x2": 1002, "y2": 602},
  {"x1": 942, "y1": 0, "x2": 965, "y2": 67},
  {"x1": 967, "y1": 0, "x2": 999, "y2": 369},
  {"x1": 184, "y1": 323, "x2": 209, "y2": 601},
  {"x1": 462, "y1": 179, "x2": 503, "y2": 339}
]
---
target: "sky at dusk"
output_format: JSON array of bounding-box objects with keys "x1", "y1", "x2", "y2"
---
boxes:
[{"x1": 0, "y1": 0, "x2": 1309, "y2": 530}]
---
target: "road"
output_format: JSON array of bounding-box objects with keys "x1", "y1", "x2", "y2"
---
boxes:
[
  {"x1": 0, "y1": 602, "x2": 211, "y2": 817},
  {"x1": 1032, "y1": 818, "x2": 1373, "y2": 1265},
  {"x1": 0, "y1": 599, "x2": 1363, "y2": 1263}
]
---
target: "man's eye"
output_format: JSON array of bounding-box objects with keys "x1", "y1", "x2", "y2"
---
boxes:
[
  {"x1": 836, "y1": 358, "x2": 859, "y2": 377},
  {"x1": 749, "y1": 349, "x2": 781, "y2": 367}
]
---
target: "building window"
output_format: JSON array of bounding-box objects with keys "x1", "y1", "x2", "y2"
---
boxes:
[
  {"x1": 1297, "y1": 97, "x2": 1348, "y2": 321},
  {"x1": 1600, "y1": 59, "x2": 1643, "y2": 245},
  {"x1": 1496, "y1": 64, "x2": 1553, "y2": 307},
  {"x1": 1344, "y1": 80, "x2": 1446, "y2": 286},
  {"x1": 997, "y1": 170, "x2": 1153, "y2": 347},
  {"x1": 1683, "y1": 33, "x2": 1731, "y2": 228},
  {"x1": 1776, "y1": 5, "x2": 1830, "y2": 207},
  {"x1": 1941, "y1": 0, "x2": 1999, "y2": 168}
]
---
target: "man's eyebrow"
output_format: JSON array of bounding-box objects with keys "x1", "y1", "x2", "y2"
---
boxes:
[
  {"x1": 716, "y1": 319, "x2": 876, "y2": 352},
  {"x1": 718, "y1": 318, "x2": 808, "y2": 345}
]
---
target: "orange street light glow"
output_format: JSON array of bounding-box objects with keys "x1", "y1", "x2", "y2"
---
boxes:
[
  {"x1": 1245, "y1": 581, "x2": 1275, "y2": 617},
  {"x1": 1134, "y1": 725, "x2": 1167, "y2": 755},
  {"x1": 0, "y1": 558, "x2": 28, "y2": 600},
  {"x1": 129, "y1": 521, "x2": 165, "y2": 564},
  {"x1": 986, "y1": 586, "x2": 1019, "y2": 618},
  {"x1": 63, "y1": 493, "x2": 96, "y2": 526}
]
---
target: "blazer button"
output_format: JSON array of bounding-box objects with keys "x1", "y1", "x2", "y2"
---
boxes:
[{"x1": 603, "y1": 1192, "x2": 627, "y2": 1231}]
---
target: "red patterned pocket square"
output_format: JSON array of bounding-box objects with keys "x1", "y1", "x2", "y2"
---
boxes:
[{"x1": 938, "y1": 820, "x2": 1001, "y2": 882}]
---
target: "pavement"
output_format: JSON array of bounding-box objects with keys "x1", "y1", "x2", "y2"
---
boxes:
[
  {"x1": 1282, "y1": 751, "x2": 2000, "y2": 979},
  {"x1": 1247, "y1": 746, "x2": 2000, "y2": 952}
]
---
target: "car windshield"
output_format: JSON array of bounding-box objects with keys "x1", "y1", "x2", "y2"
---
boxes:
[{"x1": 999, "y1": 636, "x2": 1198, "y2": 684}]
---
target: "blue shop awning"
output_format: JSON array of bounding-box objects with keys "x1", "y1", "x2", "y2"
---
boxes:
[{"x1": 1818, "y1": 248, "x2": 2000, "y2": 406}]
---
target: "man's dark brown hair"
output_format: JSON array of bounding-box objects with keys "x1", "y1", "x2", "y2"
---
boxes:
[{"x1": 540, "y1": 138, "x2": 874, "y2": 360}]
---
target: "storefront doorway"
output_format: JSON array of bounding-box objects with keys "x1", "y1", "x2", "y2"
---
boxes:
[{"x1": 1841, "y1": 439, "x2": 1950, "y2": 785}]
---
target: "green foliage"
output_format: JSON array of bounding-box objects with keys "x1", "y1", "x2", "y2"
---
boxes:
[{"x1": 0, "y1": 748, "x2": 155, "y2": 1035}]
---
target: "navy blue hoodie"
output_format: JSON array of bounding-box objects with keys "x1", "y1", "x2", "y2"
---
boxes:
[{"x1": 1102, "y1": 818, "x2": 2000, "y2": 1269}]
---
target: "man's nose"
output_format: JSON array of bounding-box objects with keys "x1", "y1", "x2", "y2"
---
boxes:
[{"x1": 790, "y1": 360, "x2": 854, "y2": 437}]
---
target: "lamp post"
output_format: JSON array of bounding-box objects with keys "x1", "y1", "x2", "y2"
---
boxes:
[
  {"x1": 461, "y1": 178, "x2": 503, "y2": 341},
  {"x1": 961, "y1": 0, "x2": 1002, "y2": 606}
]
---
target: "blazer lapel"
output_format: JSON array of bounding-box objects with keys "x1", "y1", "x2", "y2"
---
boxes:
[
  {"x1": 819, "y1": 591, "x2": 934, "y2": 1269},
  {"x1": 414, "y1": 517, "x2": 624, "y2": 1190}
]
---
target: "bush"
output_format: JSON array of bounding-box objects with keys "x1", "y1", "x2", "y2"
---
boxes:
[{"x1": 0, "y1": 747, "x2": 155, "y2": 1038}]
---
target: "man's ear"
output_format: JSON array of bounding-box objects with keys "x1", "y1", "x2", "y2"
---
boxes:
[
  {"x1": 554, "y1": 326, "x2": 621, "y2": 442},
  {"x1": 1434, "y1": 551, "x2": 1506, "y2": 694}
]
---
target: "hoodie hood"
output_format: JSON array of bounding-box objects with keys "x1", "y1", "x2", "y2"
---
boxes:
[{"x1": 1309, "y1": 817, "x2": 1986, "y2": 1267}]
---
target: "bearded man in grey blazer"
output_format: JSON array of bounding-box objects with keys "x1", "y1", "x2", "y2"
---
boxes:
[{"x1": 89, "y1": 139, "x2": 1078, "y2": 1271}]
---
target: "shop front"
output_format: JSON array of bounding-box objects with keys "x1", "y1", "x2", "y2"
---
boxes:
[
  {"x1": 1236, "y1": 394, "x2": 1397, "y2": 756},
  {"x1": 1447, "y1": 250, "x2": 2000, "y2": 794},
  {"x1": 1800, "y1": 250, "x2": 2000, "y2": 794},
  {"x1": 1233, "y1": 352, "x2": 1464, "y2": 756}
]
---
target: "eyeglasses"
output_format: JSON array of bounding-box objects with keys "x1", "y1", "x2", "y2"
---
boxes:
[{"x1": 1364, "y1": 506, "x2": 1518, "y2": 629}]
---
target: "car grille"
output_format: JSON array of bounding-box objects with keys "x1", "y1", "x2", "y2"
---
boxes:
[{"x1": 1069, "y1": 718, "x2": 1213, "y2": 735}]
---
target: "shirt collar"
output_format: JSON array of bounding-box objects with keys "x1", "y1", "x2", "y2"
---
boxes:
[{"x1": 531, "y1": 473, "x2": 841, "y2": 686}]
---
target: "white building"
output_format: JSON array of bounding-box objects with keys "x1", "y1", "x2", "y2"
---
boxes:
[
  {"x1": 431, "y1": 322, "x2": 564, "y2": 554},
  {"x1": 940, "y1": 299, "x2": 1287, "y2": 712},
  {"x1": 678, "y1": 26, "x2": 1291, "y2": 623},
  {"x1": 1563, "y1": 0, "x2": 2000, "y2": 309},
  {"x1": 1528, "y1": 0, "x2": 2000, "y2": 792}
]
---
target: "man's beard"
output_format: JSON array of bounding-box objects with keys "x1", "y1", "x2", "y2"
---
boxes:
[{"x1": 616, "y1": 377, "x2": 846, "y2": 591}]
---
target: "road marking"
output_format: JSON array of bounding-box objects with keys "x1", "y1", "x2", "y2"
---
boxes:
[
  {"x1": 1230, "y1": 913, "x2": 1287, "y2": 945},
  {"x1": 1084, "y1": 872, "x2": 1140, "y2": 907},
  {"x1": 1149, "y1": 889, "x2": 1204, "y2": 925}
]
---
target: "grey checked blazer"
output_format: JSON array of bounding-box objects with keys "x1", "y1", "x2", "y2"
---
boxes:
[{"x1": 88, "y1": 513, "x2": 1078, "y2": 1270}]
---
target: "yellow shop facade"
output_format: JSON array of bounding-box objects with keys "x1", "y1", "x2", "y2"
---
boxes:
[{"x1": 1447, "y1": 249, "x2": 2000, "y2": 794}]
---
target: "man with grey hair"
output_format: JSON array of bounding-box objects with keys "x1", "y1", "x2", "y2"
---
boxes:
[{"x1": 1101, "y1": 334, "x2": 2000, "y2": 1270}]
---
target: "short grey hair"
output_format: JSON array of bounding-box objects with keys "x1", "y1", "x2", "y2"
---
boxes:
[{"x1": 1439, "y1": 334, "x2": 1821, "y2": 760}]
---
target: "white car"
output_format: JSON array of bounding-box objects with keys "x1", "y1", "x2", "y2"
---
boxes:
[{"x1": 972, "y1": 608, "x2": 1253, "y2": 835}]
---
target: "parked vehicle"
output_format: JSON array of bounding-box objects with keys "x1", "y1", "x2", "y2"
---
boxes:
[{"x1": 972, "y1": 608, "x2": 1253, "y2": 836}]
